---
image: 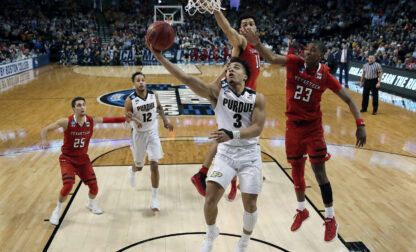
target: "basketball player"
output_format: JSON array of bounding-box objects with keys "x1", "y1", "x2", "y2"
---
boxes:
[
  {"x1": 149, "y1": 43, "x2": 265, "y2": 252},
  {"x1": 191, "y1": 11, "x2": 261, "y2": 201},
  {"x1": 125, "y1": 71, "x2": 173, "y2": 212},
  {"x1": 40, "y1": 97, "x2": 136, "y2": 226},
  {"x1": 241, "y1": 28, "x2": 366, "y2": 241}
]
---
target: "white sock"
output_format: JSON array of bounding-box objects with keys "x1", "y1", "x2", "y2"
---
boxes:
[
  {"x1": 206, "y1": 224, "x2": 217, "y2": 234},
  {"x1": 297, "y1": 201, "x2": 306, "y2": 211},
  {"x1": 325, "y1": 206, "x2": 335, "y2": 218},
  {"x1": 87, "y1": 198, "x2": 94, "y2": 206},
  {"x1": 56, "y1": 200, "x2": 63, "y2": 212},
  {"x1": 152, "y1": 188, "x2": 158, "y2": 199},
  {"x1": 240, "y1": 233, "x2": 251, "y2": 243}
]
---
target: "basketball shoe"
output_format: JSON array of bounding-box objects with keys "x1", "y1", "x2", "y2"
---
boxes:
[
  {"x1": 323, "y1": 217, "x2": 338, "y2": 241},
  {"x1": 200, "y1": 226, "x2": 220, "y2": 252},
  {"x1": 150, "y1": 197, "x2": 160, "y2": 212},
  {"x1": 49, "y1": 207, "x2": 60, "y2": 226},
  {"x1": 234, "y1": 237, "x2": 249, "y2": 252},
  {"x1": 86, "y1": 202, "x2": 103, "y2": 214},
  {"x1": 291, "y1": 208, "x2": 309, "y2": 231},
  {"x1": 227, "y1": 183, "x2": 237, "y2": 201},
  {"x1": 191, "y1": 171, "x2": 207, "y2": 197}
]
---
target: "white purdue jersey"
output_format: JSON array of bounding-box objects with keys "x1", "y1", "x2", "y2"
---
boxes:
[
  {"x1": 215, "y1": 85, "x2": 258, "y2": 146},
  {"x1": 130, "y1": 90, "x2": 158, "y2": 132}
]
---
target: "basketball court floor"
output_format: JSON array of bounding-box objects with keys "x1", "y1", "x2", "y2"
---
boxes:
[{"x1": 0, "y1": 64, "x2": 415, "y2": 252}]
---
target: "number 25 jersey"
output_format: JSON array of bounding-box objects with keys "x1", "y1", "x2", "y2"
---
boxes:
[
  {"x1": 61, "y1": 115, "x2": 94, "y2": 157},
  {"x1": 215, "y1": 85, "x2": 258, "y2": 146},
  {"x1": 285, "y1": 54, "x2": 342, "y2": 121}
]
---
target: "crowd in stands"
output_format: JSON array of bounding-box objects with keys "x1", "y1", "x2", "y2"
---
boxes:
[{"x1": 1, "y1": 0, "x2": 415, "y2": 71}]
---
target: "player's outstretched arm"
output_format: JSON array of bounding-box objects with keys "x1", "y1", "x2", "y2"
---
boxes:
[
  {"x1": 210, "y1": 93, "x2": 266, "y2": 143},
  {"x1": 241, "y1": 27, "x2": 286, "y2": 65},
  {"x1": 40, "y1": 118, "x2": 68, "y2": 149},
  {"x1": 149, "y1": 44, "x2": 220, "y2": 102},
  {"x1": 335, "y1": 88, "x2": 366, "y2": 147},
  {"x1": 155, "y1": 92, "x2": 173, "y2": 131},
  {"x1": 214, "y1": 10, "x2": 245, "y2": 50}
]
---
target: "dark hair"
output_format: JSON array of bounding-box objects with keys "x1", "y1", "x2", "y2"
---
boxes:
[
  {"x1": 71, "y1": 97, "x2": 85, "y2": 108},
  {"x1": 131, "y1": 71, "x2": 145, "y2": 82},
  {"x1": 310, "y1": 41, "x2": 326, "y2": 54},
  {"x1": 238, "y1": 13, "x2": 256, "y2": 28},
  {"x1": 230, "y1": 57, "x2": 251, "y2": 81}
]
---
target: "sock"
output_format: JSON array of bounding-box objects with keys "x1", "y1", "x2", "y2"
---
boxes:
[
  {"x1": 297, "y1": 201, "x2": 306, "y2": 211},
  {"x1": 240, "y1": 233, "x2": 251, "y2": 243},
  {"x1": 325, "y1": 206, "x2": 335, "y2": 218},
  {"x1": 231, "y1": 179, "x2": 237, "y2": 188},
  {"x1": 56, "y1": 200, "x2": 63, "y2": 212},
  {"x1": 87, "y1": 198, "x2": 94, "y2": 206},
  {"x1": 152, "y1": 187, "x2": 159, "y2": 199},
  {"x1": 200, "y1": 165, "x2": 208, "y2": 175},
  {"x1": 206, "y1": 223, "x2": 217, "y2": 234}
]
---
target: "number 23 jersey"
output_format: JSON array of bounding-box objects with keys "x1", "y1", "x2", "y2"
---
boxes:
[
  {"x1": 130, "y1": 91, "x2": 158, "y2": 132},
  {"x1": 215, "y1": 85, "x2": 258, "y2": 146},
  {"x1": 285, "y1": 54, "x2": 342, "y2": 121}
]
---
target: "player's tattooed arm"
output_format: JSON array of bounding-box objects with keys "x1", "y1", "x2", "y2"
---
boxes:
[{"x1": 155, "y1": 92, "x2": 173, "y2": 131}]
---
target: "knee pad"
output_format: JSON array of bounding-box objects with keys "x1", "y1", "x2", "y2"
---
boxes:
[
  {"x1": 88, "y1": 182, "x2": 98, "y2": 195},
  {"x1": 60, "y1": 182, "x2": 73, "y2": 196},
  {"x1": 291, "y1": 162, "x2": 306, "y2": 192}
]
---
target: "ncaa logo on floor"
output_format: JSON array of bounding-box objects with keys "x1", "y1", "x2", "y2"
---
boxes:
[{"x1": 98, "y1": 84, "x2": 214, "y2": 116}]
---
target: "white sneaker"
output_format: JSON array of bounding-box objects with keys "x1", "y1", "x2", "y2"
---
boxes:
[
  {"x1": 234, "y1": 238, "x2": 249, "y2": 252},
  {"x1": 150, "y1": 197, "x2": 160, "y2": 212},
  {"x1": 49, "y1": 207, "x2": 60, "y2": 226},
  {"x1": 200, "y1": 227, "x2": 220, "y2": 252},
  {"x1": 85, "y1": 202, "x2": 103, "y2": 214},
  {"x1": 128, "y1": 166, "x2": 136, "y2": 187}
]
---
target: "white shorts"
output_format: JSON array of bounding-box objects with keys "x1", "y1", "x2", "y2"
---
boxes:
[
  {"x1": 208, "y1": 144, "x2": 262, "y2": 195},
  {"x1": 130, "y1": 128, "x2": 163, "y2": 167}
]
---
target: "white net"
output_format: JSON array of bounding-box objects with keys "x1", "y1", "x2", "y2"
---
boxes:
[{"x1": 185, "y1": 0, "x2": 225, "y2": 16}]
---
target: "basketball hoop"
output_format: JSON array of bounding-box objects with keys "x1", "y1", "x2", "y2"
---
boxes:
[{"x1": 185, "y1": 0, "x2": 225, "y2": 16}]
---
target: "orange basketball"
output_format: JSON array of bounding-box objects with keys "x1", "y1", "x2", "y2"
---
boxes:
[{"x1": 146, "y1": 21, "x2": 175, "y2": 51}]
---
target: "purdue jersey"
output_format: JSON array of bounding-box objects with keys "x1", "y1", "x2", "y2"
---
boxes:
[
  {"x1": 130, "y1": 91, "x2": 158, "y2": 132},
  {"x1": 215, "y1": 86, "x2": 258, "y2": 146}
]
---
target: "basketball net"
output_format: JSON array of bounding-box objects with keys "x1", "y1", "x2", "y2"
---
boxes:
[
  {"x1": 165, "y1": 19, "x2": 173, "y2": 25},
  {"x1": 185, "y1": 0, "x2": 225, "y2": 16}
]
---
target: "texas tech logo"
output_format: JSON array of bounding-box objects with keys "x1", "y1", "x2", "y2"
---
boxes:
[{"x1": 98, "y1": 84, "x2": 214, "y2": 116}]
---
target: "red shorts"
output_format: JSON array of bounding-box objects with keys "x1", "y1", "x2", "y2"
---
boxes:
[
  {"x1": 285, "y1": 118, "x2": 331, "y2": 164},
  {"x1": 59, "y1": 154, "x2": 97, "y2": 186}
]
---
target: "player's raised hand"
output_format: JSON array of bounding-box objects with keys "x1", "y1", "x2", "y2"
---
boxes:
[
  {"x1": 355, "y1": 126, "x2": 366, "y2": 147},
  {"x1": 130, "y1": 117, "x2": 143, "y2": 128},
  {"x1": 241, "y1": 27, "x2": 260, "y2": 46},
  {"x1": 209, "y1": 130, "x2": 231, "y2": 143},
  {"x1": 147, "y1": 43, "x2": 162, "y2": 58}
]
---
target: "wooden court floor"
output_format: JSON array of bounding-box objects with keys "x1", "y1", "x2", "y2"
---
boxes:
[{"x1": 0, "y1": 64, "x2": 415, "y2": 252}]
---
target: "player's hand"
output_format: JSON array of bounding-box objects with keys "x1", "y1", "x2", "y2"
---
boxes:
[
  {"x1": 131, "y1": 117, "x2": 143, "y2": 128},
  {"x1": 376, "y1": 82, "x2": 381, "y2": 88},
  {"x1": 355, "y1": 126, "x2": 366, "y2": 147},
  {"x1": 241, "y1": 27, "x2": 260, "y2": 46},
  {"x1": 209, "y1": 130, "x2": 231, "y2": 143},
  {"x1": 125, "y1": 111, "x2": 134, "y2": 120},
  {"x1": 40, "y1": 140, "x2": 50, "y2": 150},
  {"x1": 163, "y1": 120, "x2": 174, "y2": 131},
  {"x1": 147, "y1": 43, "x2": 162, "y2": 58}
]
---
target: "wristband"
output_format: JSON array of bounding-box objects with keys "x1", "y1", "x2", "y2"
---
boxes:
[
  {"x1": 103, "y1": 117, "x2": 126, "y2": 123},
  {"x1": 356, "y1": 118, "x2": 365, "y2": 127},
  {"x1": 232, "y1": 130, "x2": 240, "y2": 139},
  {"x1": 218, "y1": 128, "x2": 233, "y2": 139}
]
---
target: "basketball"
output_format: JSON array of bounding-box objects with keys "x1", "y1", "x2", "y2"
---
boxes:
[{"x1": 146, "y1": 21, "x2": 175, "y2": 51}]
